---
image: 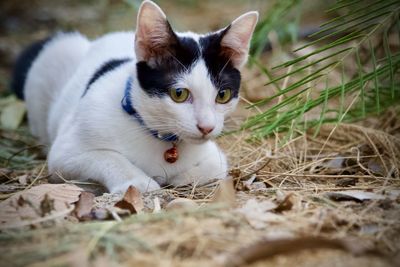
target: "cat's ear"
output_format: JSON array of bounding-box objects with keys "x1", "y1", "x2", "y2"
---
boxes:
[
  {"x1": 135, "y1": 0, "x2": 177, "y2": 62},
  {"x1": 221, "y1": 11, "x2": 258, "y2": 69}
]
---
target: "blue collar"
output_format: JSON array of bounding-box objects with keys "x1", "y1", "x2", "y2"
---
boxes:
[{"x1": 121, "y1": 77, "x2": 179, "y2": 142}]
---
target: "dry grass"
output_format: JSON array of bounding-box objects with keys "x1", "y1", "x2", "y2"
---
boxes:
[
  {"x1": 1, "y1": 107, "x2": 399, "y2": 267},
  {"x1": 1, "y1": 1, "x2": 399, "y2": 266}
]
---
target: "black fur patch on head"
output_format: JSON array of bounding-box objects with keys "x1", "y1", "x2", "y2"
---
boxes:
[
  {"x1": 137, "y1": 29, "x2": 241, "y2": 99},
  {"x1": 82, "y1": 58, "x2": 132, "y2": 97},
  {"x1": 11, "y1": 36, "x2": 53, "y2": 100},
  {"x1": 136, "y1": 35, "x2": 200, "y2": 97},
  {"x1": 199, "y1": 29, "x2": 241, "y2": 98}
]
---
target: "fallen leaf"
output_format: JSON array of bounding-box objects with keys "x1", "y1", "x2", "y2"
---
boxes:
[
  {"x1": 91, "y1": 208, "x2": 110, "y2": 220},
  {"x1": 243, "y1": 174, "x2": 257, "y2": 189},
  {"x1": 367, "y1": 159, "x2": 385, "y2": 176},
  {"x1": 211, "y1": 178, "x2": 236, "y2": 208},
  {"x1": 0, "y1": 100, "x2": 26, "y2": 129},
  {"x1": 165, "y1": 198, "x2": 198, "y2": 211},
  {"x1": 114, "y1": 186, "x2": 144, "y2": 214},
  {"x1": 17, "y1": 174, "x2": 29, "y2": 185},
  {"x1": 0, "y1": 184, "x2": 82, "y2": 229},
  {"x1": 236, "y1": 199, "x2": 280, "y2": 229},
  {"x1": 323, "y1": 156, "x2": 345, "y2": 169},
  {"x1": 0, "y1": 95, "x2": 18, "y2": 109},
  {"x1": 153, "y1": 197, "x2": 161, "y2": 213},
  {"x1": 325, "y1": 190, "x2": 385, "y2": 202},
  {"x1": 73, "y1": 191, "x2": 95, "y2": 221},
  {"x1": 243, "y1": 175, "x2": 267, "y2": 191},
  {"x1": 274, "y1": 193, "x2": 294, "y2": 213}
]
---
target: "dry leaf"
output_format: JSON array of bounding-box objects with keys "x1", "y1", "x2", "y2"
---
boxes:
[
  {"x1": 17, "y1": 174, "x2": 28, "y2": 185},
  {"x1": 236, "y1": 199, "x2": 280, "y2": 229},
  {"x1": 211, "y1": 178, "x2": 236, "y2": 208},
  {"x1": 91, "y1": 208, "x2": 110, "y2": 220},
  {"x1": 0, "y1": 184, "x2": 82, "y2": 229},
  {"x1": 367, "y1": 159, "x2": 385, "y2": 176},
  {"x1": 73, "y1": 191, "x2": 95, "y2": 221},
  {"x1": 114, "y1": 186, "x2": 144, "y2": 214},
  {"x1": 325, "y1": 190, "x2": 385, "y2": 202},
  {"x1": 323, "y1": 156, "x2": 345, "y2": 169},
  {"x1": 274, "y1": 193, "x2": 294, "y2": 213},
  {"x1": 153, "y1": 197, "x2": 161, "y2": 213},
  {"x1": 0, "y1": 100, "x2": 26, "y2": 129},
  {"x1": 165, "y1": 198, "x2": 198, "y2": 211}
]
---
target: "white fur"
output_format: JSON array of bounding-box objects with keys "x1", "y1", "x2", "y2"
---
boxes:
[{"x1": 23, "y1": 1, "x2": 257, "y2": 193}]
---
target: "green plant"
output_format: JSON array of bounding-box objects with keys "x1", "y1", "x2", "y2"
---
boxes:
[
  {"x1": 251, "y1": 0, "x2": 303, "y2": 57},
  {"x1": 244, "y1": 0, "x2": 400, "y2": 139}
]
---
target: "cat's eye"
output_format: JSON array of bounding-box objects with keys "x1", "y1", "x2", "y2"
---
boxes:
[
  {"x1": 169, "y1": 88, "x2": 190, "y2": 103},
  {"x1": 216, "y1": 88, "x2": 232, "y2": 104}
]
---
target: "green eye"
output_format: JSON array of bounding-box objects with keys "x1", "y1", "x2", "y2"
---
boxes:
[
  {"x1": 169, "y1": 88, "x2": 190, "y2": 103},
  {"x1": 216, "y1": 88, "x2": 232, "y2": 104}
]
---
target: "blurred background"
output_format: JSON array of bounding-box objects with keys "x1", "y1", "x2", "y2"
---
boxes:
[{"x1": 0, "y1": 0, "x2": 332, "y2": 95}]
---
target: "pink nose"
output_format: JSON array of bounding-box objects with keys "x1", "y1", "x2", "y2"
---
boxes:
[{"x1": 197, "y1": 125, "x2": 214, "y2": 135}]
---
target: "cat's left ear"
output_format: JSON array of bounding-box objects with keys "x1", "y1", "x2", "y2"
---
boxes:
[
  {"x1": 221, "y1": 11, "x2": 259, "y2": 69},
  {"x1": 135, "y1": 0, "x2": 177, "y2": 63}
]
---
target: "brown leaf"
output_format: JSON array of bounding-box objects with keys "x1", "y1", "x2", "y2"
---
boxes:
[
  {"x1": 323, "y1": 156, "x2": 345, "y2": 169},
  {"x1": 0, "y1": 184, "x2": 82, "y2": 229},
  {"x1": 274, "y1": 193, "x2": 294, "y2": 213},
  {"x1": 165, "y1": 198, "x2": 198, "y2": 211},
  {"x1": 325, "y1": 190, "x2": 385, "y2": 202},
  {"x1": 211, "y1": 178, "x2": 236, "y2": 208},
  {"x1": 91, "y1": 208, "x2": 110, "y2": 220},
  {"x1": 236, "y1": 199, "x2": 280, "y2": 229},
  {"x1": 17, "y1": 174, "x2": 28, "y2": 185},
  {"x1": 114, "y1": 186, "x2": 144, "y2": 214},
  {"x1": 73, "y1": 191, "x2": 95, "y2": 221}
]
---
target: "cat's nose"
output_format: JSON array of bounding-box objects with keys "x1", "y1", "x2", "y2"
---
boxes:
[{"x1": 197, "y1": 125, "x2": 214, "y2": 135}]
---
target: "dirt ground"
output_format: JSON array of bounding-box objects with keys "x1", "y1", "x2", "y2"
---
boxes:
[{"x1": 0, "y1": 1, "x2": 399, "y2": 267}]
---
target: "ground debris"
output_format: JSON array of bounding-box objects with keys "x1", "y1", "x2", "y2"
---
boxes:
[
  {"x1": 114, "y1": 186, "x2": 144, "y2": 214},
  {"x1": 211, "y1": 178, "x2": 236, "y2": 208},
  {"x1": 0, "y1": 183, "x2": 82, "y2": 229},
  {"x1": 73, "y1": 191, "x2": 95, "y2": 221},
  {"x1": 226, "y1": 236, "x2": 387, "y2": 267},
  {"x1": 325, "y1": 190, "x2": 385, "y2": 202},
  {"x1": 165, "y1": 197, "x2": 198, "y2": 211}
]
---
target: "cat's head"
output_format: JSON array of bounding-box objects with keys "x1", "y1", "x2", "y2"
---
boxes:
[{"x1": 132, "y1": 0, "x2": 258, "y2": 143}]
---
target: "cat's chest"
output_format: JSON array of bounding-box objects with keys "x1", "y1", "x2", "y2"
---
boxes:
[{"x1": 118, "y1": 136, "x2": 203, "y2": 179}]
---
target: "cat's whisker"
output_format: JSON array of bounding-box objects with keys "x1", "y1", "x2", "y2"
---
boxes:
[
  {"x1": 218, "y1": 55, "x2": 233, "y2": 77},
  {"x1": 167, "y1": 50, "x2": 188, "y2": 72}
]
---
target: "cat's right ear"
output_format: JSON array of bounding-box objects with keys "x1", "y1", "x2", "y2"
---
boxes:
[{"x1": 135, "y1": 0, "x2": 177, "y2": 63}]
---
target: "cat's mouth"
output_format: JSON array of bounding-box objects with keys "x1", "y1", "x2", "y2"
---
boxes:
[{"x1": 183, "y1": 135, "x2": 214, "y2": 144}]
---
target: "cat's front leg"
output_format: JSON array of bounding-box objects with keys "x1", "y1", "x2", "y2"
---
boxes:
[
  {"x1": 172, "y1": 142, "x2": 228, "y2": 186},
  {"x1": 48, "y1": 148, "x2": 160, "y2": 193}
]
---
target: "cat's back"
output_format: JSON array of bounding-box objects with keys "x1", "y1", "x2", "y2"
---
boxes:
[
  {"x1": 22, "y1": 31, "x2": 136, "y2": 144},
  {"x1": 23, "y1": 32, "x2": 91, "y2": 144}
]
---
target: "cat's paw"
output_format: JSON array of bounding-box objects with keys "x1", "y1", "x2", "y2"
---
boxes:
[{"x1": 109, "y1": 177, "x2": 161, "y2": 194}]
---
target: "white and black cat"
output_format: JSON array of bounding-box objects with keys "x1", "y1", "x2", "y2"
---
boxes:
[{"x1": 11, "y1": 1, "x2": 258, "y2": 193}]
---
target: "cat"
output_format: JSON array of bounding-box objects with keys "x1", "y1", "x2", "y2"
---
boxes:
[{"x1": 11, "y1": 0, "x2": 258, "y2": 193}]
